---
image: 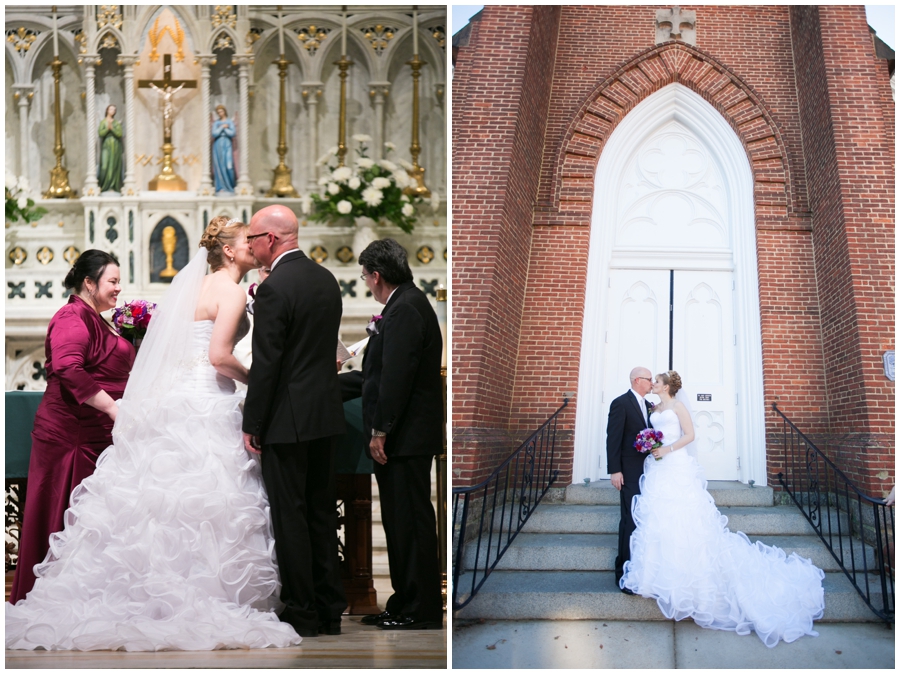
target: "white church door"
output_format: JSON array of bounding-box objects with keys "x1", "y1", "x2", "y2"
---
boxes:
[
  {"x1": 603, "y1": 269, "x2": 738, "y2": 480},
  {"x1": 574, "y1": 84, "x2": 766, "y2": 486}
]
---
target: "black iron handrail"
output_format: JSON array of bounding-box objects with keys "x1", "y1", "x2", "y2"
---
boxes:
[
  {"x1": 451, "y1": 399, "x2": 567, "y2": 611},
  {"x1": 773, "y1": 403, "x2": 894, "y2": 623}
]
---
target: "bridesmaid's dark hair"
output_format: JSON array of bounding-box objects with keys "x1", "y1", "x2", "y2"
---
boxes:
[
  {"x1": 64, "y1": 250, "x2": 119, "y2": 292},
  {"x1": 657, "y1": 370, "x2": 683, "y2": 396}
]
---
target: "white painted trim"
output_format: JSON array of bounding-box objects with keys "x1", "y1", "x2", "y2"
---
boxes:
[{"x1": 573, "y1": 84, "x2": 767, "y2": 486}]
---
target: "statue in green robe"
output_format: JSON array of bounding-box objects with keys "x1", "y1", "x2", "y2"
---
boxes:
[{"x1": 98, "y1": 104, "x2": 124, "y2": 193}]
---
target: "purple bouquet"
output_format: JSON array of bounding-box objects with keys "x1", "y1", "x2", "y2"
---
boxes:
[
  {"x1": 634, "y1": 428, "x2": 664, "y2": 461},
  {"x1": 112, "y1": 299, "x2": 156, "y2": 344}
]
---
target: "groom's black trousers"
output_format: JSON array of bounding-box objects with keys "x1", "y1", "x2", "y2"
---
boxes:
[
  {"x1": 261, "y1": 438, "x2": 347, "y2": 632},
  {"x1": 615, "y1": 473, "x2": 642, "y2": 584}
]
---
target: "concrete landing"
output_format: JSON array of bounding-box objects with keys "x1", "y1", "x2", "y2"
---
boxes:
[
  {"x1": 566, "y1": 480, "x2": 775, "y2": 507},
  {"x1": 451, "y1": 619, "x2": 894, "y2": 669}
]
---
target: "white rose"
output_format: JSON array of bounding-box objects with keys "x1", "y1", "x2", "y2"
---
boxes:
[
  {"x1": 384, "y1": 141, "x2": 396, "y2": 151},
  {"x1": 430, "y1": 191, "x2": 441, "y2": 211},
  {"x1": 402, "y1": 203, "x2": 415, "y2": 217},
  {"x1": 318, "y1": 175, "x2": 330, "y2": 186},
  {"x1": 331, "y1": 166, "x2": 353, "y2": 183},
  {"x1": 337, "y1": 200, "x2": 353, "y2": 214},
  {"x1": 327, "y1": 182, "x2": 340, "y2": 195},
  {"x1": 398, "y1": 159, "x2": 414, "y2": 171},
  {"x1": 17, "y1": 196, "x2": 28, "y2": 209},
  {"x1": 401, "y1": 193, "x2": 410, "y2": 202},
  {"x1": 356, "y1": 158, "x2": 374, "y2": 169},
  {"x1": 361, "y1": 187, "x2": 383, "y2": 207},
  {"x1": 352, "y1": 134, "x2": 373, "y2": 143},
  {"x1": 392, "y1": 170, "x2": 411, "y2": 188},
  {"x1": 372, "y1": 177, "x2": 391, "y2": 190},
  {"x1": 6, "y1": 172, "x2": 17, "y2": 189},
  {"x1": 316, "y1": 152, "x2": 334, "y2": 166},
  {"x1": 378, "y1": 159, "x2": 398, "y2": 171},
  {"x1": 17, "y1": 177, "x2": 30, "y2": 194},
  {"x1": 301, "y1": 195, "x2": 312, "y2": 215},
  {"x1": 348, "y1": 176, "x2": 361, "y2": 190}
]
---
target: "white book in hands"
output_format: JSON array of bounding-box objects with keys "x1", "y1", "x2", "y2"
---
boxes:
[{"x1": 337, "y1": 336, "x2": 369, "y2": 364}]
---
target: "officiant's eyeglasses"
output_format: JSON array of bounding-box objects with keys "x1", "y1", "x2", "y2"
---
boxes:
[{"x1": 247, "y1": 232, "x2": 278, "y2": 243}]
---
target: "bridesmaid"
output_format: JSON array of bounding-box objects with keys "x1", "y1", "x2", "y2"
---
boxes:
[{"x1": 10, "y1": 251, "x2": 135, "y2": 603}]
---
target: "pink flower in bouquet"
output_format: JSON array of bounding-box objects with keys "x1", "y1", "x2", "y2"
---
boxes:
[
  {"x1": 112, "y1": 299, "x2": 157, "y2": 344},
  {"x1": 634, "y1": 428, "x2": 665, "y2": 461}
]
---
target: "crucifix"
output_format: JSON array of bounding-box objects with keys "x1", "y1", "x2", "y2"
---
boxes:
[{"x1": 137, "y1": 54, "x2": 197, "y2": 191}]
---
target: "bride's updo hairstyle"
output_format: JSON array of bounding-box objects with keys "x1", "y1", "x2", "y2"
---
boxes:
[
  {"x1": 657, "y1": 370, "x2": 683, "y2": 396},
  {"x1": 199, "y1": 216, "x2": 246, "y2": 271}
]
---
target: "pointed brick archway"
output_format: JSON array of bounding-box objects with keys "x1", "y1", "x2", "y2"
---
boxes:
[{"x1": 541, "y1": 42, "x2": 799, "y2": 228}]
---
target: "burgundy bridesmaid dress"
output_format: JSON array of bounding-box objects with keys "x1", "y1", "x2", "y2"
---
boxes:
[{"x1": 10, "y1": 295, "x2": 134, "y2": 603}]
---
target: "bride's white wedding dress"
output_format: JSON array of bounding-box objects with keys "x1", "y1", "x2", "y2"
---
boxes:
[
  {"x1": 6, "y1": 319, "x2": 301, "y2": 651},
  {"x1": 621, "y1": 409, "x2": 825, "y2": 648}
]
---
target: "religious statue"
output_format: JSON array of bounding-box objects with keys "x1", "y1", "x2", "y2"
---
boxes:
[
  {"x1": 148, "y1": 82, "x2": 185, "y2": 143},
  {"x1": 212, "y1": 105, "x2": 236, "y2": 194},
  {"x1": 97, "y1": 104, "x2": 124, "y2": 193}
]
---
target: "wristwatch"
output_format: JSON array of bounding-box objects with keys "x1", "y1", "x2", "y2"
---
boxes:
[{"x1": 371, "y1": 429, "x2": 386, "y2": 438}]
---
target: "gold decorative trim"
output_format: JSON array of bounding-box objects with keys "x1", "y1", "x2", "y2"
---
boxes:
[
  {"x1": 73, "y1": 30, "x2": 87, "y2": 54},
  {"x1": 214, "y1": 33, "x2": 234, "y2": 51},
  {"x1": 36, "y1": 246, "x2": 54, "y2": 265},
  {"x1": 6, "y1": 28, "x2": 38, "y2": 55},
  {"x1": 296, "y1": 25, "x2": 330, "y2": 56},
  {"x1": 310, "y1": 245, "x2": 328, "y2": 264},
  {"x1": 361, "y1": 25, "x2": 396, "y2": 56},
  {"x1": 336, "y1": 246, "x2": 354, "y2": 264},
  {"x1": 100, "y1": 33, "x2": 119, "y2": 50},
  {"x1": 148, "y1": 16, "x2": 186, "y2": 63},
  {"x1": 63, "y1": 245, "x2": 80, "y2": 265},
  {"x1": 97, "y1": 5, "x2": 123, "y2": 31},
  {"x1": 430, "y1": 25, "x2": 446, "y2": 49},
  {"x1": 416, "y1": 245, "x2": 435, "y2": 264},
  {"x1": 9, "y1": 247, "x2": 27, "y2": 266},
  {"x1": 212, "y1": 5, "x2": 237, "y2": 30}
]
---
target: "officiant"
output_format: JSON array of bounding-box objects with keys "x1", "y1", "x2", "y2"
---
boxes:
[{"x1": 339, "y1": 239, "x2": 444, "y2": 630}]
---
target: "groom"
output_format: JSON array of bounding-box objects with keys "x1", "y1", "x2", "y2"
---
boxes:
[
  {"x1": 243, "y1": 205, "x2": 348, "y2": 637},
  {"x1": 607, "y1": 366, "x2": 654, "y2": 594}
]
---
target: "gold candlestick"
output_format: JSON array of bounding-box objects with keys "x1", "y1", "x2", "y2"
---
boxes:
[
  {"x1": 43, "y1": 58, "x2": 75, "y2": 199},
  {"x1": 266, "y1": 57, "x2": 299, "y2": 198},
  {"x1": 404, "y1": 54, "x2": 430, "y2": 198},
  {"x1": 335, "y1": 55, "x2": 353, "y2": 167}
]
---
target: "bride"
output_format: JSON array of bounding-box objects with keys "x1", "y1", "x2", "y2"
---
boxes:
[
  {"x1": 6, "y1": 217, "x2": 301, "y2": 651},
  {"x1": 620, "y1": 370, "x2": 825, "y2": 648}
]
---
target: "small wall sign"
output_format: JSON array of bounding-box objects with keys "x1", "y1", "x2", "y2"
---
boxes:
[
  {"x1": 697, "y1": 394, "x2": 712, "y2": 402},
  {"x1": 884, "y1": 351, "x2": 895, "y2": 381}
]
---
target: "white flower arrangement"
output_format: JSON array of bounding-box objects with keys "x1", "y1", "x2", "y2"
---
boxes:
[
  {"x1": 310, "y1": 138, "x2": 423, "y2": 233},
  {"x1": 5, "y1": 174, "x2": 45, "y2": 224}
]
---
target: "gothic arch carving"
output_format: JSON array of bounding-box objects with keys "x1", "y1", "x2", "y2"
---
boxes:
[{"x1": 551, "y1": 42, "x2": 796, "y2": 222}]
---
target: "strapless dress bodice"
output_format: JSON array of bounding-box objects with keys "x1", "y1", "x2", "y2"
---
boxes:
[
  {"x1": 178, "y1": 320, "x2": 238, "y2": 396},
  {"x1": 649, "y1": 408, "x2": 683, "y2": 448}
]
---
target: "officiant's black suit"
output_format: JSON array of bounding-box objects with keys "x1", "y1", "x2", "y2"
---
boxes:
[
  {"x1": 607, "y1": 390, "x2": 653, "y2": 585},
  {"x1": 243, "y1": 250, "x2": 347, "y2": 635},
  {"x1": 340, "y1": 281, "x2": 444, "y2": 624}
]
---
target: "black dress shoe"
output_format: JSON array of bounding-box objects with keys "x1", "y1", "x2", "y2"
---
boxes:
[
  {"x1": 377, "y1": 615, "x2": 443, "y2": 630},
  {"x1": 294, "y1": 626, "x2": 319, "y2": 637},
  {"x1": 361, "y1": 610, "x2": 395, "y2": 626},
  {"x1": 318, "y1": 619, "x2": 341, "y2": 635},
  {"x1": 620, "y1": 586, "x2": 635, "y2": 595}
]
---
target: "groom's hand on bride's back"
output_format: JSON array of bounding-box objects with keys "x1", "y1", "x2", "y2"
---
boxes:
[{"x1": 610, "y1": 472, "x2": 624, "y2": 491}]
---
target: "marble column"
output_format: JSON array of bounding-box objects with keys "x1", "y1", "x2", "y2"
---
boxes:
[
  {"x1": 369, "y1": 82, "x2": 390, "y2": 161},
  {"x1": 234, "y1": 55, "x2": 253, "y2": 196},
  {"x1": 198, "y1": 55, "x2": 214, "y2": 196},
  {"x1": 13, "y1": 85, "x2": 33, "y2": 183},
  {"x1": 434, "y1": 81, "x2": 445, "y2": 203},
  {"x1": 82, "y1": 56, "x2": 100, "y2": 196},
  {"x1": 302, "y1": 82, "x2": 323, "y2": 192},
  {"x1": 120, "y1": 55, "x2": 138, "y2": 196}
]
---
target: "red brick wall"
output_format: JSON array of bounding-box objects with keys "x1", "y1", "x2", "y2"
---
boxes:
[
  {"x1": 790, "y1": 5, "x2": 895, "y2": 494},
  {"x1": 451, "y1": 6, "x2": 562, "y2": 485},
  {"x1": 452, "y1": 5, "x2": 894, "y2": 495}
]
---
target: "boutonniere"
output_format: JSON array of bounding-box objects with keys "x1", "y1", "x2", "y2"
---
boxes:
[
  {"x1": 648, "y1": 402, "x2": 657, "y2": 413},
  {"x1": 246, "y1": 283, "x2": 258, "y2": 314},
  {"x1": 366, "y1": 314, "x2": 383, "y2": 336}
]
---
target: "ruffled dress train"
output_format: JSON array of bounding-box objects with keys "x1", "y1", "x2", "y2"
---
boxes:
[
  {"x1": 6, "y1": 322, "x2": 300, "y2": 651},
  {"x1": 621, "y1": 409, "x2": 825, "y2": 648}
]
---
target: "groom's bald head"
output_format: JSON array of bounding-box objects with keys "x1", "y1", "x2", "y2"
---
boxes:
[
  {"x1": 630, "y1": 367, "x2": 652, "y2": 396},
  {"x1": 248, "y1": 205, "x2": 299, "y2": 266}
]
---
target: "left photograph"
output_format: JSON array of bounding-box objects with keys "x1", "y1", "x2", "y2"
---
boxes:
[{"x1": 5, "y1": 4, "x2": 447, "y2": 668}]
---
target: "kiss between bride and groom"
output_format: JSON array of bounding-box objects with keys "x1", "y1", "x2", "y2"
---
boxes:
[
  {"x1": 7, "y1": 206, "x2": 373, "y2": 650},
  {"x1": 608, "y1": 367, "x2": 825, "y2": 649}
]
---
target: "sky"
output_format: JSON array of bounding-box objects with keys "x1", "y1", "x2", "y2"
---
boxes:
[{"x1": 452, "y1": 5, "x2": 895, "y2": 50}]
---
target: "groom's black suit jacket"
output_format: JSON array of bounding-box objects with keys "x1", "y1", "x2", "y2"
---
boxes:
[
  {"x1": 339, "y1": 281, "x2": 443, "y2": 457},
  {"x1": 243, "y1": 250, "x2": 345, "y2": 443},
  {"x1": 606, "y1": 390, "x2": 653, "y2": 479}
]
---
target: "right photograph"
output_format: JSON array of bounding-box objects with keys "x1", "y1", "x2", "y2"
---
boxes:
[{"x1": 450, "y1": 5, "x2": 895, "y2": 669}]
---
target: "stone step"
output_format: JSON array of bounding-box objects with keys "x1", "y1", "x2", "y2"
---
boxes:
[
  {"x1": 454, "y1": 570, "x2": 884, "y2": 622},
  {"x1": 522, "y1": 504, "x2": 847, "y2": 536},
  {"x1": 566, "y1": 480, "x2": 775, "y2": 506},
  {"x1": 463, "y1": 532, "x2": 877, "y2": 573}
]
